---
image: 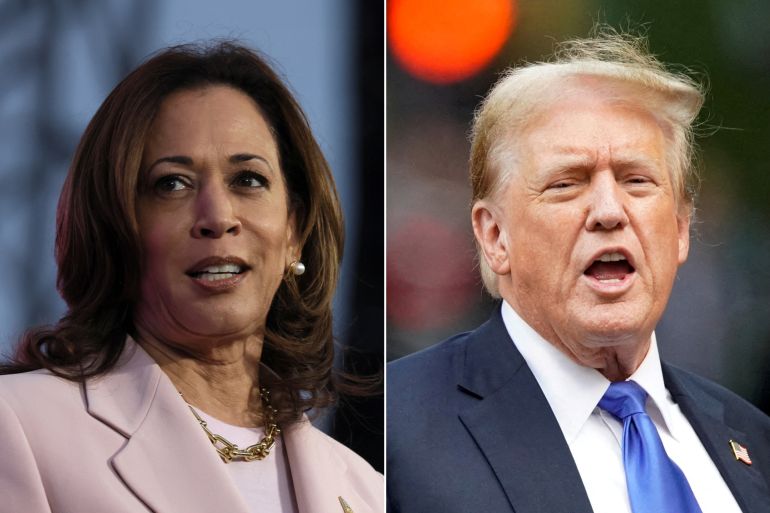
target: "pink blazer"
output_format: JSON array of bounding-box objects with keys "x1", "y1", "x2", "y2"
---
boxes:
[{"x1": 0, "y1": 340, "x2": 383, "y2": 513}]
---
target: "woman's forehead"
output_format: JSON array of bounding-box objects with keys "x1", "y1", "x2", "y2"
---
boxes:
[{"x1": 142, "y1": 86, "x2": 280, "y2": 169}]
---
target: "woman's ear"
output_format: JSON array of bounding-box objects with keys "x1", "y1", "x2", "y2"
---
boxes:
[{"x1": 285, "y1": 208, "x2": 302, "y2": 268}]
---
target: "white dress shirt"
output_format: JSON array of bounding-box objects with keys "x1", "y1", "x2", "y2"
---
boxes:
[{"x1": 501, "y1": 301, "x2": 742, "y2": 513}]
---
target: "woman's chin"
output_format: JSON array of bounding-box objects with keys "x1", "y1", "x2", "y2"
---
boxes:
[
  {"x1": 135, "y1": 306, "x2": 265, "y2": 347},
  {"x1": 177, "y1": 314, "x2": 264, "y2": 341}
]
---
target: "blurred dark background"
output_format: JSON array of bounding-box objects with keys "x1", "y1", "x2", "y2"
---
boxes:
[
  {"x1": 387, "y1": 0, "x2": 770, "y2": 413},
  {"x1": 0, "y1": 0, "x2": 383, "y2": 471}
]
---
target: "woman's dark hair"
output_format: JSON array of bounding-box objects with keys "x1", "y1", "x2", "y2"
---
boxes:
[{"x1": 1, "y1": 41, "x2": 345, "y2": 426}]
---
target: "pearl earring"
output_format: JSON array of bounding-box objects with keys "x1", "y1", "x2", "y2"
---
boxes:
[{"x1": 289, "y1": 261, "x2": 306, "y2": 276}]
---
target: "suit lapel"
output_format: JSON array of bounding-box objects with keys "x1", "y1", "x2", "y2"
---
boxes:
[
  {"x1": 457, "y1": 309, "x2": 593, "y2": 513},
  {"x1": 85, "y1": 339, "x2": 250, "y2": 513},
  {"x1": 663, "y1": 364, "x2": 770, "y2": 513},
  {"x1": 283, "y1": 419, "x2": 374, "y2": 513}
]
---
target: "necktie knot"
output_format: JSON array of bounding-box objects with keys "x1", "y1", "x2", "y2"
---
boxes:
[{"x1": 599, "y1": 380, "x2": 648, "y2": 419}]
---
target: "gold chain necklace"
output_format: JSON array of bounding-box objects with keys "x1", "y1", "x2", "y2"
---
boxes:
[{"x1": 186, "y1": 387, "x2": 280, "y2": 463}]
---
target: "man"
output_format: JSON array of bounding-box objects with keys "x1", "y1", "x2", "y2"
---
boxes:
[{"x1": 387, "y1": 31, "x2": 770, "y2": 513}]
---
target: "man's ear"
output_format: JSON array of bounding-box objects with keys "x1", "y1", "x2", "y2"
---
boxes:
[
  {"x1": 471, "y1": 200, "x2": 511, "y2": 275},
  {"x1": 676, "y1": 209, "x2": 691, "y2": 265}
]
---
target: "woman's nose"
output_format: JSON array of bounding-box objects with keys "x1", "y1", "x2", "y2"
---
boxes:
[{"x1": 190, "y1": 183, "x2": 242, "y2": 238}]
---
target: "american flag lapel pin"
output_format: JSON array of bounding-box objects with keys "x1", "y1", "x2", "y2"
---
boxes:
[
  {"x1": 338, "y1": 496, "x2": 354, "y2": 513},
  {"x1": 729, "y1": 439, "x2": 752, "y2": 466}
]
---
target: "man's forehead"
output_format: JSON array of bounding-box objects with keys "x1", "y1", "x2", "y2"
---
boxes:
[
  {"x1": 503, "y1": 75, "x2": 659, "y2": 128},
  {"x1": 490, "y1": 103, "x2": 668, "y2": 186},
  {"x1": 541, "y1": 139, "x2": 662, "y2": 157},
  {"x1": 517, "y1": 100, "x2": 665, "y2": 152}
]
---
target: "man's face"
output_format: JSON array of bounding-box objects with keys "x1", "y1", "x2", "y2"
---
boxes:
[{"x1": 475, "y1": 89, "x2": 690, "y2": 367}]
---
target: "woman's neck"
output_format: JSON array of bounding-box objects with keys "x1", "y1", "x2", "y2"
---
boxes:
[{"x1": 135, "y1": 327, "x2": 265, "y2": 427}]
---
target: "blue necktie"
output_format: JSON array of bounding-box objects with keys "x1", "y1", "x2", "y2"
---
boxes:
[{"x1": 599, "y1": 380, "x2": 703, "y2": 513}]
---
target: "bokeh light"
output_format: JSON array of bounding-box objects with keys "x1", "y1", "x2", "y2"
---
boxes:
[{"x1": 388, "y1": 0, "x2": 516, "y2": 84}]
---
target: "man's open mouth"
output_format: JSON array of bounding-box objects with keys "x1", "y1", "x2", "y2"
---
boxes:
[{"x1": 584, "y1": 252, "x2": 635, "y2": 283}]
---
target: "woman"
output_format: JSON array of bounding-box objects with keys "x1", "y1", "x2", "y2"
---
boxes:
[{"x1": 0, "y1": 42, "x2": 382, "y2": 513}]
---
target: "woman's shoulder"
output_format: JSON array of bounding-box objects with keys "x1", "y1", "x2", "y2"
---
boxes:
[
  {"x1": 0, "y1": 367, "x2": 79, "y2": 389},
  {"x1": 0, "y1": 369, "x2": 83, "y2": 414},
  {"x1": 318, "y1": 424, "x2": 380, "y2": 476}
]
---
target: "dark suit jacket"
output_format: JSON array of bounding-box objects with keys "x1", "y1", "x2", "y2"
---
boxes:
[{"x1": 387, "y1": 308, "x2": 770, "y2": 513}]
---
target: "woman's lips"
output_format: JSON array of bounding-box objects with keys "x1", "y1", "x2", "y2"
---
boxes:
[
  {"x1": 188, "y1": 263, "x2": 244, "y2": 280},
  {"x1": 188, "y1": 269, "x2": 248, "y2": 291},
  {"x1": 185, "y1": 257, "x2": 251, "y2": 292}
]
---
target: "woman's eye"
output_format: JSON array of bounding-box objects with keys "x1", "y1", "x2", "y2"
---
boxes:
[
  {"x1": 233, "y1": 171, "x2": 268, "y2": 189},
  {"x1": 154, "y1": 175, "x2": 190, "y2": 193}
]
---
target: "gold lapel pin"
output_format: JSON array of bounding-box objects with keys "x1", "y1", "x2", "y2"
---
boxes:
[
  {"x1": 338, "y1": 496, "x2": 354, "y2": 513},
  {"x1": 729, "y1": 439, "x2": 752, "y2": 466}
]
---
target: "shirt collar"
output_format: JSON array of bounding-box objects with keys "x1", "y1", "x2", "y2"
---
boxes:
[
  {"x1": 627, "y1": 335, "x2": 683, "y2": 441},
  {"x1": 500, "y1": 301, "x2": 682, "y2": 443}
]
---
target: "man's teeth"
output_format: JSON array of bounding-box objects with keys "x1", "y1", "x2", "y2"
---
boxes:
[{"x1": 597, "y1": 252, "x2": 626, "y2": 262}]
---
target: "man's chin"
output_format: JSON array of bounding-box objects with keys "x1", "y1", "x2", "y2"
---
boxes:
[
  {"x1": 580, "y1": 328, "x2": 648, "y2": 350},
  {"x1": 569, "y1": 307, "x2": 652, "y2": 350}
]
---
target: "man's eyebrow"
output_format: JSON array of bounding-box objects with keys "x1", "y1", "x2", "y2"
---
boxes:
[
  {"x1": 540, "y1": 149, "x2": 660, "y2": 175},
  {"x1": 540, "y1": 152, "x2": 598, "y2": 175},
  {"x1": 611, "y1": 155, "x2": 660, "y2": 170}
]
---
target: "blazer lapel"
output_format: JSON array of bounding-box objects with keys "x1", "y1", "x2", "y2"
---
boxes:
[
  {"x1": 663, "y1": 364, "x2": 770, "y2": 513},
  {"x1": 457, "y1": 310, "x2": 593, "y2": 513},
  {"x1": 283, "y1": 420, "x2": 375, "y2": 513},
  {"x1": 85, "y1": 339, "x2": 250, "y2": 513}
]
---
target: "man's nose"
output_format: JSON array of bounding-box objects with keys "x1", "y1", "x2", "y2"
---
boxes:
[
  {"x1": 584, "y1": 172, "x2": 629, "y2": 231},
  {"x1": 191, "y1": 183, "x2": 242, "y2": 238}
]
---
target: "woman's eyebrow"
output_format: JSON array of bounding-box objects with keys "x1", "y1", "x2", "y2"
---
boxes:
[
  {"x1": 229, "y1": 153, "x2": 273, "y2": 170},
  {"x1": 147, "y1": 155, "x2": 193, "y2": 173},
  {"x1": 146, "y1": 153, "x2": 274, "y2": 173}
]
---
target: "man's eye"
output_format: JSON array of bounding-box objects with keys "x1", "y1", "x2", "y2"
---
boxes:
[
  {"x1": 234, "y1": 171, "x2": 268, "y2": 188},
  {"x1": 154, "y1": 175, "x2": 190, "y2": 192},
  {"x1": 548, "y1": 181, "x2": 574, "y2": 189}
]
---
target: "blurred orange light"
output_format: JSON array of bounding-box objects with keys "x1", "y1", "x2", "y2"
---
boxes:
[{"x1": 388, "y1": 0, "x2": 516, "y2": 84}]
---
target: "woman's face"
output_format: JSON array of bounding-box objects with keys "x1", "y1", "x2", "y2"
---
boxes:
[{"x1": 134, "y1": 85, "x2": 297, "y2": 346}]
